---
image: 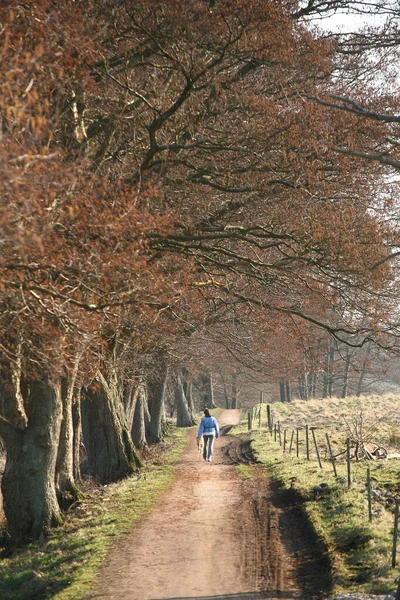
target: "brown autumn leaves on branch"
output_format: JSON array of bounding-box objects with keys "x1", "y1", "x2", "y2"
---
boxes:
[
  {"x1": 1, "y1": 0, "x2": 400, "y2": 381},
  {"x1": 1, "y1": 0, "x2": 400, "y2": 546}
]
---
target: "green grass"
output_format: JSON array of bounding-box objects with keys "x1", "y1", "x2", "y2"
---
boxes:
[
  {"x1": 236, "y1": 396, "x2": 400, "y2": 596},
  {"x1": 235, "y1": 463, "x2": 253, "y2": 479},
  {"x1": 0, "y1": 427, "x2": 189, "y2": 600}
]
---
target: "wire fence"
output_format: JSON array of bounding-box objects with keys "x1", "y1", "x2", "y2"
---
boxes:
[{"x1": 246, "y1": 403, "x2": 400, "y2": 569}]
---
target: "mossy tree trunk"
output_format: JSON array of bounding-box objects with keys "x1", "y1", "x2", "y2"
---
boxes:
[
  {"x1": 175, "y1": 374, "x2": 196, "y2": 427},
  {"x1": 146, "y1": 365, "x2": 168, "y2": 444},
  {"x1": 131, "y1": 384, "x2": 148, "y2": 449},
  {"x1": 123, "y1": 382, "x2": 139, "y2": 432},
  {"x1": 56, "y1": 354, "x2": 83, "y2": 507},
  {"x1": 183, "y1": 378, "x2": 197, "y2": 425},
  {"x1": 72, "y1": 391, "x2": 82, "y2": 482},
  {"x1": 0, "y1": 378, "x2": 63, "y2": 544},
  {"x1": 81, "y1": 372, "x2": 141, "y2": 483}
]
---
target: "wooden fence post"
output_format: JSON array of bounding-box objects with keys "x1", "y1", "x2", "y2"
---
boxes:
[
  {"x1": 395, "y1": 580, "x2": 400, "y2": 600},
  {"x1": 392, "y1": 499, "x2": 399, "y2": 568},
  {"x1": 306, "y1": 424, "x2": 310, "y2": 460},
  {"x1": 278, "y1": 421, "x2": 282, "y2": 446},
  {"x1": 283, "y1": 429, "x2": 287, "y2": 453},
  {"x1": 346, "y1": 438, "x2": 351, "y2": 488},
  {"x1": 367, "y1": 467, "x2": 372, "y2": 522},
  {"x1": 325, "y1": 433, "x2": 337, "y2": 477},
  {"x1": 247, "y1": 410, "x2": 252, "y2": 431},
  {"x1": 267, "y1": 404, "x2": 271, "y2": 433},
  {"x1": 289, "y1": 429, "x2": 294, "y2": 455},
  {"x1": 311, "y1": 427, "x2": 322, "y2": 469},
  {"x1": 274, "y1": 423, "x2": 277, "y2": 442}
]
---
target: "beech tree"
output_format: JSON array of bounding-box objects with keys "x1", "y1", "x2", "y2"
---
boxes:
[
  {"x1": 1, "y1": 0, "x2": 399, "y2": 545},
  {"x1": 86, "y1": 0, "x2": 393, "y2": 343},
  {"x1": 0, "y1": 0, "x2": 193, "y2": 541}
]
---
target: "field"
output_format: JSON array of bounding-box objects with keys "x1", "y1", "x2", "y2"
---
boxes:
[{"x1": 233, "y1": 394, "x2": 400, "y2": 595}]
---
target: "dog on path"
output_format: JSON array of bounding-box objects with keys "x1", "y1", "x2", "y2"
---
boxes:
[{"x1": 196, "y1": 436, "x2": 204, "y2": 453}]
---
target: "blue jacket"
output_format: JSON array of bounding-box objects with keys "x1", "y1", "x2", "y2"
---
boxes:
[{"x1": 197, "y1": 416, "x2": 219, "y2": 438}]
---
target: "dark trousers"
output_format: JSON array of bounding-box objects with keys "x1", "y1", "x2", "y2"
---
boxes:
[{"x1": 203, "y1": 435, "x2": 215, "y2": 460}]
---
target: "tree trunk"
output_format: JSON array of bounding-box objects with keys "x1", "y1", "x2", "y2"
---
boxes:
[
  {"x1": 322, "y1": 365, "x2": 329, "y2": 399},
  {"x1": 183, "y1": 380, "x2": 198, "y2": 424},
  {"x1": 123, "y1": 382, "x2": 139, "y2": 432},
  {"x1": 197, "y1": 371, "x2": 214, "y2": 411},
  {"x1": 328, "y1": 339, "x2": 335, "y2": 397},
  {"x1": 72, "y1": 392, "x2": 82, "y2": 482},
  {"x1": 175, "y1": 375, "x2": 196, "y2": 427},
  {"x1": 285, "y1": 380, "x2": 291, "y2": 403},
  {"x1": 341, "y1": 346, "x2": 351, "y2": 398},
  {"x1": 298, "y1": 375, "x2": 305, "y2": 400},
  {"x1": 222, "y1": 377, "x2": 230, "y2": 408},
  {"x1": 1, "y1": 378, "x2": 63, "y2": 544},
  {"x1": 322, "y1": 338, "x2": 335, "y2": 398},
  {"x1": 308, "y1": 372, "x2": 316, "y2": 398},
  {"x1": 231, "y1": 371, "x2": 237, "y2": 409},
  {"x1": 308, "y1": 372, "x2": 312, "y2": 398},
  {"x1": 356, "y1": 341, "x2": 372, "y2": 397},
  {"x1": 81, "y1": 374, "x2": 141, "y2": 483},
  {"x1": 131, "y1": 385, "x2": 148, "y2": 449},
  {"x1": 56, "y1": 355, "x2": 82, "y2": 507},
  {"x1": 147, "y1": 366, "x2": 168, "y2": 444},
  {"x1": 207, "y1": 371, "x2": 217, "y2": 408},
  {"x1": 279, "y1": 380, "x2": 286, "y2": 402}
]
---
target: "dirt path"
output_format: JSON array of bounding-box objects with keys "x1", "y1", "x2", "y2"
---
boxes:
[{"x1": 87, "y1": 410, "x2": 330, "y2": 600}]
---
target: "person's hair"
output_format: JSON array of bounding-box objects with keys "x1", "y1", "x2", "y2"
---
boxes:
[{"x1": 204, "y1": 408, "x2": 211, "y2": 417}]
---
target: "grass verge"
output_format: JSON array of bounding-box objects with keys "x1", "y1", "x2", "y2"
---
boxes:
[
  {"x1": 233, "y1": 396, "x2": 400, "y2": 596},
  {"x1": 0, "y1": 427, "x2": 189, "y2": 600}
]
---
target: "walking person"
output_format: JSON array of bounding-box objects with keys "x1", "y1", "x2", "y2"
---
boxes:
[{"x1": 197, "y1": 408, "x2": 219, "y2": 462}]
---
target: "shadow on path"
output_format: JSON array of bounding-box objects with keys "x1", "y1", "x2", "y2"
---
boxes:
[{"x1": 146, "y1": 593, "x2": 301, "y2": 600}]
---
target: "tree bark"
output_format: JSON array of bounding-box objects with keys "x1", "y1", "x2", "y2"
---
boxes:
[
  {"x1": 322, "y1": 338, "x2": 335, "y2": 398},
  {"x1": 356, "y1": 341, "x2": 372, "y2": 397},
  {"x1": 308, "y1": 372, "x2": 316, "y2": 398},
  {"x1": 1, "y1": 378, "x2": 63, "y2": 544},
  {"x1": 56, "y1": 354, "x2": 82, "y2": 507},
  {"x1": 285, "y1": 380, "x2": 291, "y2": 403},
  {"x1": 341, "y1": 346, "x2": 351, "y2": 398},
  {"x1": 72, "y1": 391, "x2": 82, "y2": 482},
  {"x1": 147, "y1": 365, "x2": 168, "y2": 444},
  {"x1": 231, "y1": 371, "x2": 237, "y2": 409},
  {"x1": 222, "y1": 376, "x2": 230, "y2": 409},
  {"x1": 279, "y1": 380, "x2": 286, "y2": 402},
  {"x1": 298, "y1": 374, "x2": 306, "y2": 400},
  {"x1": 81, "y1": 373, "x2": 141, "y2": 483},
  {"x1": 198, "y1": 371, "x2": 217, "y2": 410},
  {"x1": 328, "y1": 339, "x2": 335, "y2": 397},
  {"x1": 123, "y1": 382, "x2": 139, "y2": 433},
  {"x1": 131, "y1": 385, "x2": 148, "y2": 449},
  {"x1": 205, "y1": 371, "x2": 216, "y2": 408},
  {"x1": 183, "y1": 379, "x2": 198, "y2": 424},
  {"x1": 175, "y1": 375, "x2": 196, "y2": 427}
]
